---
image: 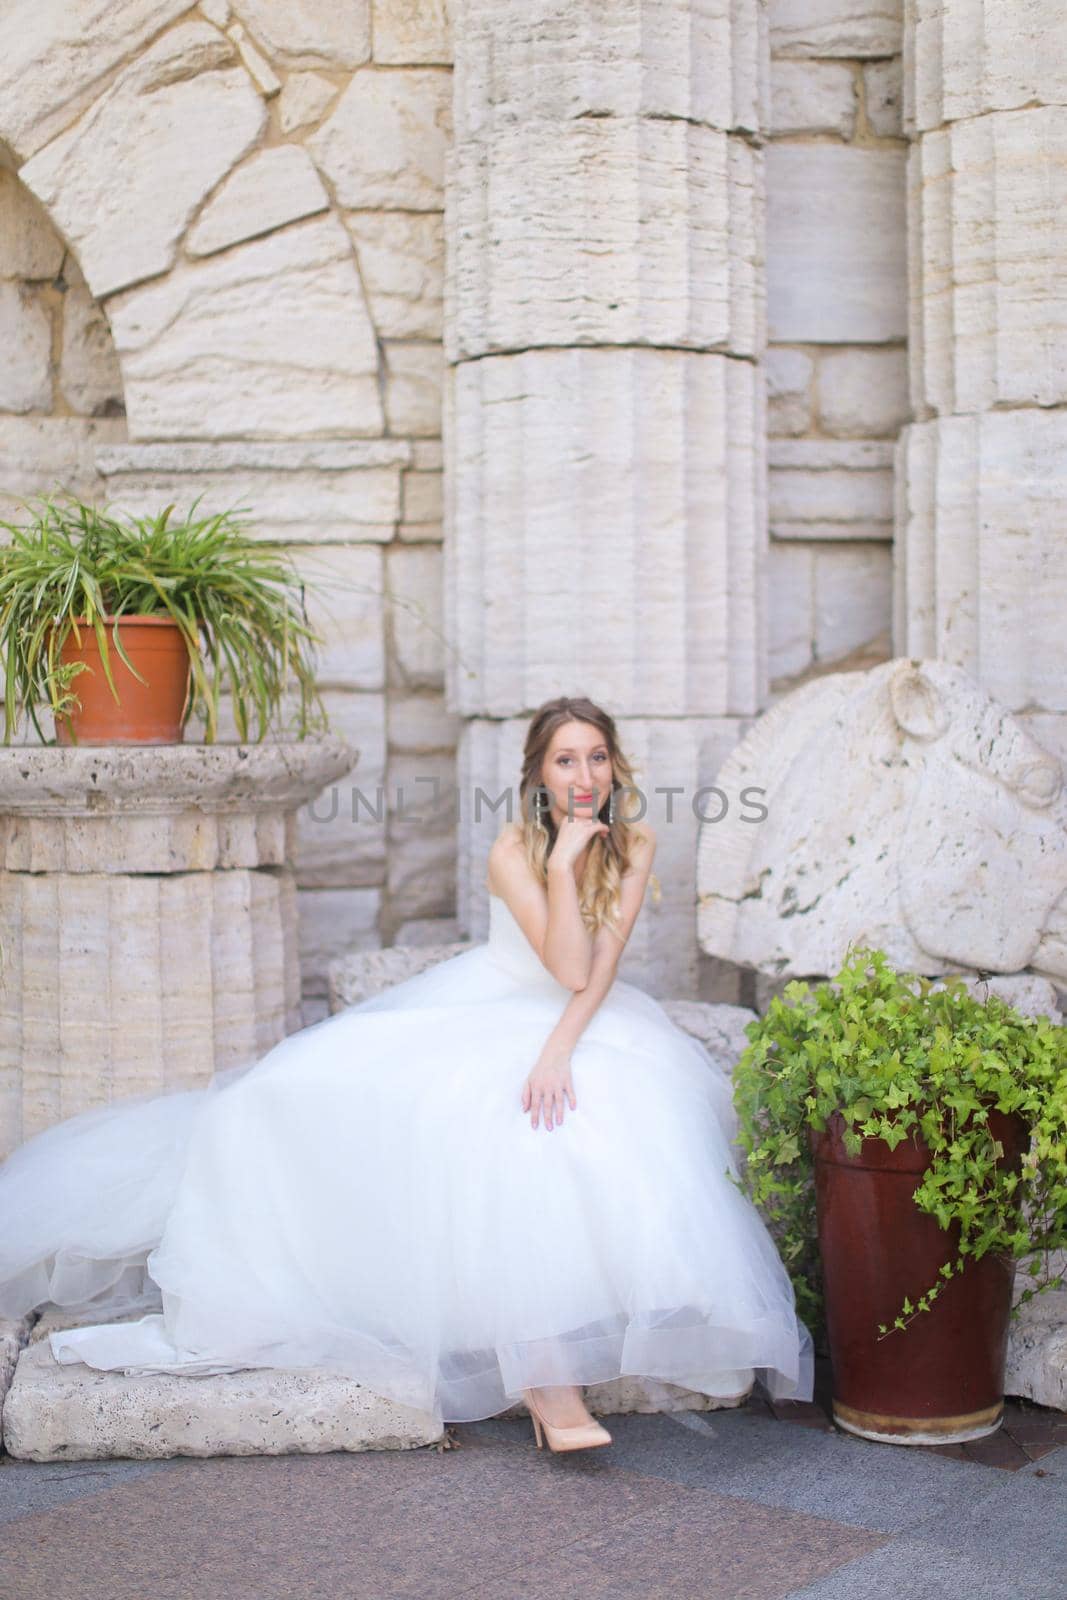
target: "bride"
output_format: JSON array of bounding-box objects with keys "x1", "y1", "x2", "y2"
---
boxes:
[{"x1": 0, "y1": 694, "x2": 813, "y2": 1453}]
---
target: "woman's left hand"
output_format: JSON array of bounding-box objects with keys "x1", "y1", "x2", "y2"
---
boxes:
[{"x1": 521, "y1": 1042, "x2": 577, "y2": 1131}]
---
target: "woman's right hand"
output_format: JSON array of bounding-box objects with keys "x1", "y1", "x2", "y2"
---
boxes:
[{"x1": 550, "y1": 814, "x2": 610, "y2": 871}]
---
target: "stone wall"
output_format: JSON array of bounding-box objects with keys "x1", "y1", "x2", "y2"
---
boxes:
[
  {"x1": 0, "y1": 1, "x2": 459, "y2": 1020},
  {"x1": 765, "y1": 0, "x2": 908, "y2": 687}
]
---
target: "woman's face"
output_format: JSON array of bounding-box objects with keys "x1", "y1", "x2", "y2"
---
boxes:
[{"x1": 540, "y1": 720, "x2": 614, "y2": 829}]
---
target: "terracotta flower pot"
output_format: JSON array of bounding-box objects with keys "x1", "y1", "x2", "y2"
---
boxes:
[
  {"x1": 54, "y1": 615, "x2": 193, "y2": 746},
  {"x1": 809, "y1": 1105, "x2": 1030, "y2": 1445}
]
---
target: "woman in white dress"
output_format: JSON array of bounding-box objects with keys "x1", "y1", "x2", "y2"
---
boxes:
[{"x1": 0, "y1": 695, "x2": 813, "y2": 1453}]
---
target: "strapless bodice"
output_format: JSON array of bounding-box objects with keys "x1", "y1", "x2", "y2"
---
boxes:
[{"x1": 486, "y1": 892, "x2": 571, "y2": 990}]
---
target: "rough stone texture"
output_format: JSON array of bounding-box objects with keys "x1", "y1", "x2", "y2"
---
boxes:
[
  {"x1": 864, "y1": 56, "x2": 903, "y2": 136},
  {"x1": 770, "y1": 0, "x2": 903, "y2": 60},
  {"x1": 294, "y1": 544, "x2": 386, "y2": 689},
  {"x1": 0, "y1": 1312, "x2": 33, "y2": 1435},
  {"x1": 58, "y1": 259, "x2": 125, "y2": 416},
  {"x1": 226, "y1": 20, "x2": 281, "y2": 94},
  {"x1": 907, "y1": 110, "x2": 1067, "y2": 414},
  {"x1": 20, "y1": 24, "x2": 267, "y2": 299},
  {"x1": 97, "y1": 440, "x2": 408, "y2": 543},
  {"x1": 1005, "y1": 1254, "x2": 1067, "y2": 1411},
  {"x1": 767, "y1": 145, "x2": 907, "y2": 342},
  {"x1": 0, "y1": 168, "x2": 65, "y2": 278},
  {"x1": 697, "y1": 657, "x2": 1067, "y2": 984},
  {"x1": 0, "y1": 742, "x2": 353, "y2": 1155},
  {"x1": 329, "y1": 938, "x2": 472, "y2": 1010},
  {"x1": 770, "y1": 59, "x2": 857, "y2": 137},
  {"x1": 373, "y1": 0, "x2": 452, "y2": 65},
  {"x1": 387, "y1": 545, "x2": 445, "y2": 690},
  {"x1": 4, "y1": 1314, "x2": 441, "y2": 1459},
  {"x1": 817, "y1": 347, "x2": 909, "y2": 438},
  {"x1": 453, "y1": 0, "x2": 765, "y2": 136},
  {"x1": 106, "y1": 216, "x2": 383, "y2": 440},
  {"x1": 344, "y1": 212, "x2": 444, "y2": 340},
  {"x1": 298, "y1": 885, "x2": 381, "y2": 999},
  {"x1": 894, "y1": 415, "x2": 1067, "y2": 713},
  {"x1": 908, "y1": 0, "x2": 1067, "y2": 133},
  {"x1": 766, "y1": 347, "x2": 813, "y2": 436},
  {"x1": 294, "y1": 691, "x2": 386, "y2": 888},
  {"x1": 307, "y1": 67, "x2": 452, "y2": 210},
  {"x1": 232, "y1": 0, "x2": 371, "y2": 69},
  {"x1": 0, "y1": 0, "x2": 193, "y2": 161},
  {"x1": 186, "y1": 146, "x2": 330, "y2": 257},
  {"x1": 0, "y1": 282, "x2": 52, "y2": 412},
  {"x1": 0, "y1": 417, "x2": 127, "y2": 525},
  {"x1": 277, "y1": 69, "x2": 337, "y2": 133},
  {"x1": 769, "y1": 439, "x2": 895, "y2": 542},
  {"x1": 446, "y1": 348, "x2": 766, "y2": 719},
  {"x1": 768, "y1": 542, "x2": 813, "y2": 681},
  {"x1": 812, "y1": 542, "x2": 892, "y2": 662},
  {"x1": 446, "y1": 125, "x2": 764, "y2": 359},
  {"x1": 383, "y1": 340, "x2": 445, "y2": 437}
]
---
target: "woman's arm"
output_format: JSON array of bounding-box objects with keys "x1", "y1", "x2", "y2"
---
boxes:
[{"x1": 546, "y1": 827, "x2": 657, "y2": 1052}]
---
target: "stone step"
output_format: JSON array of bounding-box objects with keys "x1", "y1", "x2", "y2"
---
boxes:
[{"x1": 1, "y1": 1308, "x2": 746, "y2": 1461}]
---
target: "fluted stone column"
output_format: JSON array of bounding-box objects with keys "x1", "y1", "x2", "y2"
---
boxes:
[
  {"x1": 444, "y1": 0, "x2": 769, "y2": 996},
  {"x1": 896, "y1": 0, "x2": 1067, "y2": 739},
  {"x1": 0, "y1": 741, "x2": 352, "y2": 1156}
]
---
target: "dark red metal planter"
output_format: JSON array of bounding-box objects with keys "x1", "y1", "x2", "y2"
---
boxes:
[{"x1": 809, "y1": 1107, "x2": 1030, "y2": 1445}]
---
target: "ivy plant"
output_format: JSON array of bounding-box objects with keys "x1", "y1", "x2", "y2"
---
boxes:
[{"x1": 730, "y1": 945, "x2": 1067, "y2": 1340}]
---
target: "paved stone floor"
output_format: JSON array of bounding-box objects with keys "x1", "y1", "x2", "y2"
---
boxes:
[{"x1": 1, "y1": 1360, "x2": 1064, "y2": 1600}]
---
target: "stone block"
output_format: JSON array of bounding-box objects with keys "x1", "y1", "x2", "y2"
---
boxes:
[
  {"x1": 387, "y1": 693, "x2": 461, "y2": 753},
  {"x1": 768, "y1": 541, "x2": 814, "y2": 681},
  {"x1": 402, "y1": 467, "x2": 443, "y2": 524},
  {"x1": 908, "y1": 110, "x2": 1067, "y2": 413},
  {"x1": 453, "y1": 0, "x2": 765, "y2": 136},
  {"x1": 446, "y1": 348, "x2": 766, "y2": 719},
  {"x1": 344, "y1": 211, "x2": 444, "y2": 340},
  {"x1": 277, "y1": 70, "x2": 338, "y2": 134},
  {"x1": 0, "y1": 417, "x2": 126, "y2": 525},
  {"x1": 864, "y1": 56, "x2": 903, "y2": 137},
  {"x1": 59, "y1": 262, "x2": 124, "y2": 417},
  {"x1": 770, "y1": 0, "x2": 903, "y2": 60},
  {"x1": 2, "y1": 1324, "x2": 440, "y2": 1459},
  {"x1": 294, "y1": 691, "x2": 386, "y2": 887},
  {"x1": 767, "y1": 145, "x2": 907, "y2": 343},
  {"x1": 909, "y1": 0, "x2": 1067, "y2": 132},
  {"x1": 812, "y1": 542, "x2": 892, "y2": 662},
  {"x1": 97, "y1": 440, "x2": 408, "y2": 543},
  {"x1": 387, "y1": 545, "x2": 445, "y2": 689},
  {"x1": 0, "y1": 168, "x2": 65, "y2": 278},
  {"x1": 0, "y1": 282, "x2": 52, "y2": 413},
  {"x1": 186, "y1": 146, "x2": 329, "y2": 257},
  {"x1": 766, "y1": 346, "x2": 813, "y2": 436},
  {"x1": 291, "y1": 544, "x2": 385, "y2": 690},
  {"x1": 106, "y1": 215, "x2": 383, "y2": 440},
  {"x1": 447, "y1": 126, "x2": 763, "y2": 359},
  {"x1": 770, "y1": 60, "x2": 856, "y2": 137},
  {"x1": 384, "y1": 748, "x2": 459, "y2": 921},
  {"x1": 20, "y1": 24, "x2": 267, "y2": 299},
  {"x1": 769, "y1": 439, "x2": 895, "y2": 541},
  {"x1": 298, "y1": 885, "x2": 380, "y2": 997},
  {"x1": 373, "y1": 0, "x2": 452, "y2": 64},
  {"x1": 232, "y1": 0, "x2": 370, "y2": 68},
  {"x1": 308, "y1": 67, "x2": 452, "y2": 210},
  {"x1": 895, "y1": 415, "x2": 1067, "y2": 712},
  {"x1": 383, "y1": 340, "x2": 444, "y2": 436},
  {"x1": 817, "y1": 347, "x2": 909, "y2": 438},
  {"x1": 0, "y1": 0, "x2": 192, "y2": 161}
]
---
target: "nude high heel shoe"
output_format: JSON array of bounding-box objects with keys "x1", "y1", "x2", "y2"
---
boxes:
[{"x1": 522, "y1": 1389, "x2": 613, "y2": 1453}]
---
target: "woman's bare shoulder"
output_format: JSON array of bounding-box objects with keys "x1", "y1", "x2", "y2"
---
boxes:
[
  {"x1": 486, "y1": 822, "x2": 526, "y2": 891},
  {"x1": 629, "y1": 820, "x2": 657, "y2": 851}
]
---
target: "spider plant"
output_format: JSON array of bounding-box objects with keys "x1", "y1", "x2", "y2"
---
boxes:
[{"x1": 0, "y1": 493, "x2": 329, "y2": 744}]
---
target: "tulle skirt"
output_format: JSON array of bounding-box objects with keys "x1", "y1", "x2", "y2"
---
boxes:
[{"x1": 0, "y1": 943, "x2": 814, "y2": 1424}]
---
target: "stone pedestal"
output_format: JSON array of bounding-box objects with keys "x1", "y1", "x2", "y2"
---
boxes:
[{"x1": 0, "y1": 741, "x2": 352, "y2": 1157}]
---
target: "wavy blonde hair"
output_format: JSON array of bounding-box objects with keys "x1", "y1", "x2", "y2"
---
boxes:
[{"x1": 516, "y1": 695, "x2": 662, "y2": 936}]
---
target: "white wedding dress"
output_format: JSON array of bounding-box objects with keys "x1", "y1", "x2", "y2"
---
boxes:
[{"x1": 0, "y1": 892, "x2": 814, "y2": 1424}]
